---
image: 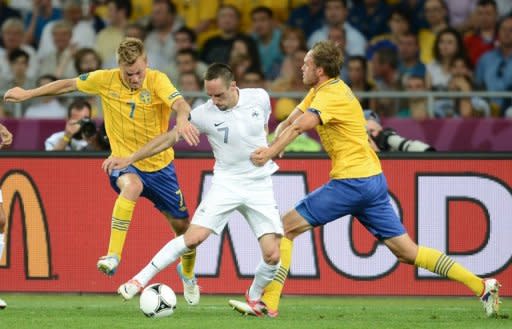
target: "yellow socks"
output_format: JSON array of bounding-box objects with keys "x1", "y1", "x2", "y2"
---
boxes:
[
  {"x1": 415, "y1": 246, "x2": 484, "y2": 296},
  {"x1": 261, "y1": 237, "x2": 293, "y2": 311},
  {"x1": 180, "y1": 249, "x2": 197, "y2": 278},
  {"x1": 107, "y1": 195, "x2": 136, "y2": 259}
]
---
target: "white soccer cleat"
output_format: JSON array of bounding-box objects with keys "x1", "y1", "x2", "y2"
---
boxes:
[
  {"x1": 97, "y1": 255, "x2": 120, "y2": 276},
  {"x1": 176, "y1": 263, "x2": 200, "y2": 305},
  {"x1": 0, "y1": 297, "x2": 6, "y2": 309},
  {"x1": 229, "y1": 290, "x2": 268, "y2": 317},
  {"x1": 117, "y1": 279, "x2": 143, "y2": 301},
  {"x1": 480, "y1": 278, "x2": 501, "y2": 317},
  {"x1": 229, "y1": 299, "x2": 258, "y2": 316}
]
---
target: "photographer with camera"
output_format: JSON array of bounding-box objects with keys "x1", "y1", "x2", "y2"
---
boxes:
[
  {"x1": 365, "y1": 110, "x2": 435, "y2": 152},
  {"x1": 45, "y1": 99, "x2": 93, "y2": 151}
]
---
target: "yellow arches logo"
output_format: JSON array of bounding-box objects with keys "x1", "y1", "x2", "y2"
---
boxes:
[{"x1": 0, "y1": 170, "x2": 52, "y2": 279}]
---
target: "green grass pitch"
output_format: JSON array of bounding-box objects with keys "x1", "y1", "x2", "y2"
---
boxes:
[{"x1": 0, "y1": 294, "x2": 509, "y2": 329}]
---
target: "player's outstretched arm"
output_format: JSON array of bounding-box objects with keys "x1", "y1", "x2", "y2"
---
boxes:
[
  {"x1": 3, "y1": 78, "x2": 77, "y2": 103},
  {"x1": 102, "y1": 129, "x2": 180, "y2": 174},
  {"x1": 0, "y1": 123, "x2": 13, "y2": 149},
  {"x1": 172, "y1": 98, "x2": 200, "y2": 146},
  {"x1": 251, "y1": 111, "x2": 320, "y2": 166}
]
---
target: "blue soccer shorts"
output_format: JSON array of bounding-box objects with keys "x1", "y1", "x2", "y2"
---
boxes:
[
  {"x1": 295, "y1": 173, "x2": 405, "y2": 240},
  {"x1": 109, "y1": 162, "x2": 189, "y2": 219}
]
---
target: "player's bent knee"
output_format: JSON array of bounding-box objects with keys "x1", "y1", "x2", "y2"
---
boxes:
[
  {"x1": 263, "y1": 249, "x2": 280, "y2": 265},
  {"x1": 183, "y1": 227, "x2": 210, "y2": 249}
]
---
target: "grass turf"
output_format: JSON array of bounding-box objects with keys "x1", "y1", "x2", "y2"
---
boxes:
[{"x1": 0, "y1": 294, "x2": 509, "y2": 329}]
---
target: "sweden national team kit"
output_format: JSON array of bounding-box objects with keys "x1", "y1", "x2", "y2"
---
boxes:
[
  {"x1": 295, "y1": 78, "x2": 405, "y2": 240},
  {"x1": 76, "y1": 69, "x2": 188, "y2": 218}
]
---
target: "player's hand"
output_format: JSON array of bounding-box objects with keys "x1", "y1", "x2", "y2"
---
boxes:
[
  {"x1": 176, "y1": 121, "x2": 200, "y2": 146},
  {"x1": 0, "y1": 126, "x2": 13, "y2": 149},
  {"x1": 102, "y1": 156, "x2": 132, "y2": 174},
  {"x1": 3, "y1": 87, "x2": 31, "y2": 103},
  {"x1": 251, "y1": 147, "x2": 270, "y2": 166}
]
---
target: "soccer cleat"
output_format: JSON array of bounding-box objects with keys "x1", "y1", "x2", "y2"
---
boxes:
[
  {"x1": 480, "y1": 278, "x2": 501, "y2": 317},
  {"x1": 176, "y1": 263, "x2": 200, "y2": 305},
  {"x1": 117, "y1": 279, "x2": 143, "y2": 300},
  {"x1": 97, "y1": 255, "x2": 120, "y2": 276},
  {"x1": 0, "y1": 297, "x2": 6, "y2": 309},
  {"x1": 229, "y1": 290, "x2": 268, "y2": 317}
]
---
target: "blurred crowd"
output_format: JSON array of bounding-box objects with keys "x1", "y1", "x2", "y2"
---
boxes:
[{"x1": 1, "y1": 0, "x2": 512, "y2": 123}]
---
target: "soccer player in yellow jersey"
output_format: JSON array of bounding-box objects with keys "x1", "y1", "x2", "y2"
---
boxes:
[
  {"x1": 3, "y1": 38, "x2": 202, "y2": 305},
  {"x1": 234, "y1": 41, "x2": 501, "y2": 318}
]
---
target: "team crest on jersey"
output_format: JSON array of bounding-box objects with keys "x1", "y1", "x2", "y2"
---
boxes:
[
  {"x1": 252, "y1": 111, "x2": 259, "y2": 118},
  {"x1": 79, "y1": 73, "x2": 89, "y2": 81},
  {"x1": 140, "y1": 89, "x2": 151, "y2": 104}
]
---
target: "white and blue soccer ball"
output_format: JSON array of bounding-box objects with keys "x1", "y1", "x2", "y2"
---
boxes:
[{"x1": 139, "y1": 283, "x2": 177, "y2": 318}]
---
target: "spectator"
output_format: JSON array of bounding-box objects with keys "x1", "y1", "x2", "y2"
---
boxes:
[
  {"x1": 277, "y1": 27, "x2": 307, "y2": 79},
  {"x1": 397, "y1": 32, "x2": 427, "y2": 87},
  {"x1": 95, "y1": 0, "x2": 131, "y2": 63},
  {"x1": 270, "y1": 49, "x2": 308, "y2": 92},
  {"x1": 348, "y1": 0, "x2": 391, "y2": 40},
  {"x1": 179, "y1": 72, "x2": 205, "y2": 108},
  {"x1": 74, "y1": 48, "x2": 102, "y2": 118},
  {"x1": 0, "y1": 18, "x2": 38, "y2": 80},
  {"x1": 74, "y1": 48, "x2": 102, "y2": 75},
  {"x1": 308, "y1": 0, "x2": 367, "y2": 57},
  {"x1": 24, "y1": 74, "x2": 67, "y2": 119},
  {"x1": 475, "y1": 16, "x2": 512, "y2": 116},
  {"x1": 37, "y1": 0, "x2": 96, "y2": 59},
  {"x1": 327, "y1": 25, "x2": 349, "y2": 80},
  {"x1": 250, "y1": 6, "x2": 283, "y2": 80},
  {"x1": 450, "y1": 55, "x2": 474, "y2": 81},
  {"x1": 287, "y1": 0, "x2": 324, "y2": 39},
  {"x1": 401, "y1": 74, "x2": 430, "y2": 120},
  {"x1": 395, "y1": 0, "x2": 428, "y2": 32},
  {"x1": 446, "y1": 0, "x2": 478, "y2": 32},
  {"x1": 174, "y1": 26, "x2": 198, "y2": 51},
  {"x1": 164, "y1": 48, "x2": 207, "y2": 86},
  {"x1": 0, "y1": 48, "x2": 35, "y2": 91},
  {"x1": 144, "y1": 0, "x2": 183, "y2": 72},
  {"x1": 0, "y1": 48, "x2": 35, "y2": 117},
  {"x1": 23, "y1": 0, "x2": 61, "y2": 47},
  {"x1": 201, "y1": 5, "x2": 257, "y2": 65},
  {"x1": 37, "y1": 20, "x2": 77, "y2": 79},
  {"x1": 448, "y1": 74, "x2": 490, "y2": 118},
  {"x1": 418, "y1": 0, "x2": 449, "y2": 63},
  {"x1": 239, "y1": 68, "x2": 266, "y2": 89},
  {"x1": 366, "y1": 7, "x2": 411, "y2": 61},
  {"x1": 371, "y1": 47, "x2": 402, "y2": 117},
  {"x1": 44, "y1": 99, "x2": 92, "y2": 151},
  {"x1": 0, "y1": 0, "x2": 20, "y2": 34},
  {"x1": 464, "y1": 0, "x2": 499, "y2": 67},
  {"x1": 228, "y1": 37, "x2": 262, "y2": 82},
  {"x1": 426, "y1": 27, "x2": 467, "y2": 91},
  {"x1": 347, "y1": 56, "x2": 377, "y2": 111},
  {"x1": 174, "y1": 0, "x2": 217, "y2": 40}
]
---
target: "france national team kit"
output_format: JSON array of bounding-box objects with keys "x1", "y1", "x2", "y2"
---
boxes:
[{"x1": 189, "y1": 88, "x2": 283, "y2": 237}]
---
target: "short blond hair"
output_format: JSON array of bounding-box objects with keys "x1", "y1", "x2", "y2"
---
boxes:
[{"x1": 116, "y1": 37, "x2": 145, "y2": 65}]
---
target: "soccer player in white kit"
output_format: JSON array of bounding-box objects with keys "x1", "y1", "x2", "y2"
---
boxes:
[
  {"x1": 0, "y1": 123, "x2": 13, "y2": 309},
  {"x1": 103, "y1": 63, "x2": 283, "y2": 316}
]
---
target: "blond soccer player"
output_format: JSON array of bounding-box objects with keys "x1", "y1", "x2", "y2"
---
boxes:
[
  {"x1": 3, "y1": 38, "x2": 202, "y2": 305},
  {"x1": 241, "y1": 41, "x2": 501, "y2": 318}
]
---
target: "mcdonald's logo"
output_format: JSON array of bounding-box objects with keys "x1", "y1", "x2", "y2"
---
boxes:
[{"x1": 0, "y1": 170, "x2": 52, "y2": 279}]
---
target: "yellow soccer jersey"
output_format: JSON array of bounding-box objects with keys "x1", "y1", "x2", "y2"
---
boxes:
[
  {"x1": 76, "y1": 69, "x2": 183, "y2": 172},
  {"x1": 298, "y1": 78, "x2": 382, "y2": 179}
]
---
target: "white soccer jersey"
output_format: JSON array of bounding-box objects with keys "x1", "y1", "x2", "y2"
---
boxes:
[{"x1": 191, "y1": 88, "x2": 278, "y2": 179}]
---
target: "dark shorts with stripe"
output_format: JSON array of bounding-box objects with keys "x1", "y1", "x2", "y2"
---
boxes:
[
  {"x1": 295, "y1": 173, "x2": 405, "y2": 240},
  {"x1": 109, "y1": 162, "x2": 189, "y2": 219}
]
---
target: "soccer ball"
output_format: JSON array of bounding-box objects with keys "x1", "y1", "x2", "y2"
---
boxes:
[{"x1": 139, "y1": 283, "x2": 177, "y2": 318}]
